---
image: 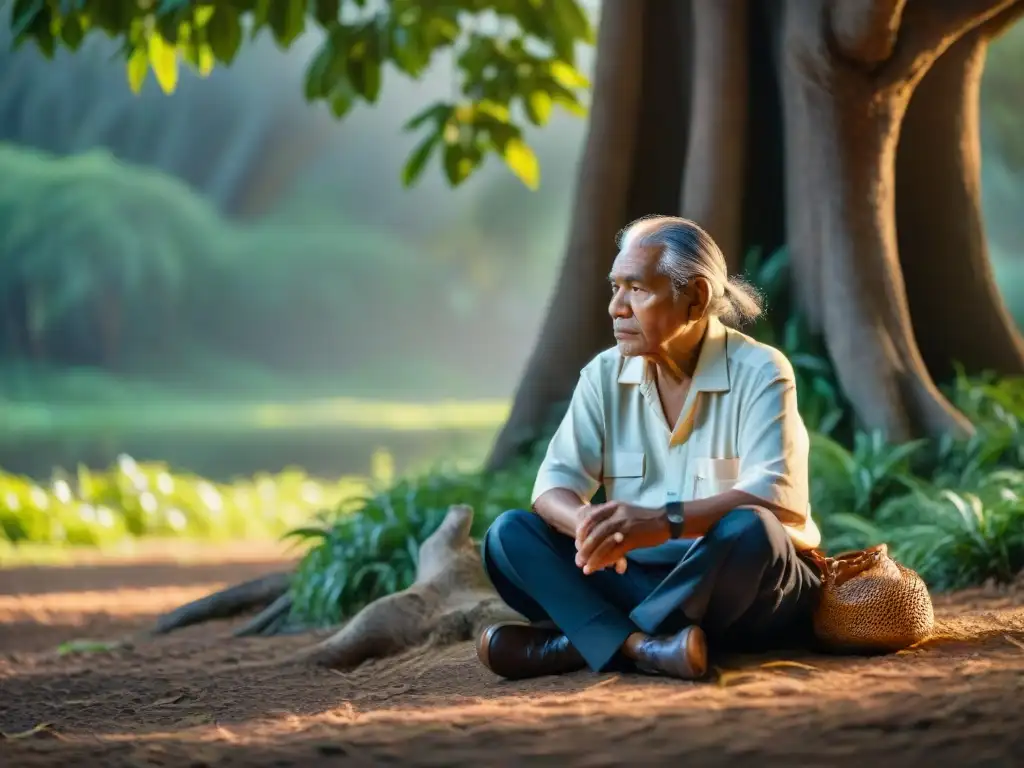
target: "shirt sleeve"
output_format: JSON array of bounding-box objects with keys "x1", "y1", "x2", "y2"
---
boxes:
[
  {"x1": 530, "y1": 369, "x2": 605, "y2": 507},
  {"x1": 731, "y1": 360, "x2": 811, "y2": 523}
]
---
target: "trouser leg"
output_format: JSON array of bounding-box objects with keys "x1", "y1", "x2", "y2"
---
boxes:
[
  {"x1": 482, "y1": 508, "x2": 663, "y2": 673},
  {"x1": 628, "y1": 508, "x2": 821, "y2": 649}
]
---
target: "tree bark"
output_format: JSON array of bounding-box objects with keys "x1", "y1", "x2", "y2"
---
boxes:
[
  {"x1": 778, "y1": 1, "x2": 974, "y2": 441},
  {"x1": 485, "y1": 0, "x2": 689, "y2": 469},
  {"x1": 680, "y1": 0, "x2": 748, "y2": 274},
  {"x1": 896, "y1": 15, "x2": 1024, "y2": 382}
]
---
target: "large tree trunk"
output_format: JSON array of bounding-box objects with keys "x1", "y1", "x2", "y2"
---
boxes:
[
  {"x1": 485, "y1": 0, "x2": 690, "y2": 470},
  {"x1": 896, "y1": 20, "x2": 1024, "y2": 382},
  {"x1": 680, "y1": 0, "x2": 748, "y2": 274},
  {"x1": 777, "y1": 1, "x2": 974, "y2": 442},
  {"x1": 487, "y1": 0, "x2": 1021, "y2": 470}
]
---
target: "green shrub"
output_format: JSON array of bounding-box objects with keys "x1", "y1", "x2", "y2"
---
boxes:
[
  {"x1": 287, "y1": 457, "x2": 538, "y2": 627},
  {"x1": 0, "y1": 453, "x2": 372, "y2": 548}
]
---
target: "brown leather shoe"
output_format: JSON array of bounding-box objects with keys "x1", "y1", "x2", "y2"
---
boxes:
[
  {"x1": 477, "y1": 621, "x2": 587, "y2": 680},
  {"x1": 632, "y1": 625, "x2": 709, "y2": 680}
]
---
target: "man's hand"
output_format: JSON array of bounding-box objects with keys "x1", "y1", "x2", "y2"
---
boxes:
[
  {"x1": 573, "y1": 503, "x2": 629, "y2": 574},
  {"x1": 574, "y1": 501, "x2": 670, "y2": 575}
]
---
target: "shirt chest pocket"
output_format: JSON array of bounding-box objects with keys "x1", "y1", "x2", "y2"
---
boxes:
[
  {"x1": 604, "y1": 451, "x2": 645, "y2": 496},
  {"x1": 692, "y1": 457, "x2": 740, "y2": 499}
]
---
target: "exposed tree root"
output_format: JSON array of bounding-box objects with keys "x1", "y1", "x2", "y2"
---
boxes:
[
  {"x1": 290, "y1": 504, "x2": 522, "y2": 670},
  {"x1": 232, "y1": 593, "x2": 295, "y2": 638},
  {"x1": 151, "y1": 572, "x2": 291, "y2": 635},
  {"x1": 151, "y1": 505, "x2": 520, "y2": 673}
]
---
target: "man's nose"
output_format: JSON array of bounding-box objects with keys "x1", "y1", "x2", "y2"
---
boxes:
[{"x1": 609, "y1": 289, "x2": 631, "y2": 318}]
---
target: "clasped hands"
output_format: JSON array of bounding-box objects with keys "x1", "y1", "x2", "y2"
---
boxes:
[{"x1": 573, "y1": 501, "x2": 670, "y2": 576}]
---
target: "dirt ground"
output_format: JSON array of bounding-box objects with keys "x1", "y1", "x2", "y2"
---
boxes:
[{"x1": 1, "y1": 546, "x2": 1022, "y2": 768}]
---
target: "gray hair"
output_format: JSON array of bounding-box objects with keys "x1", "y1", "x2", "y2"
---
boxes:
[{"x1": 616, "y1": 215, "x2": 764, "y2": 327}]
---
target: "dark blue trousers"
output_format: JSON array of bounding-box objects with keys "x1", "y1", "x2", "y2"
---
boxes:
[{"x1": 482, "y1": 507, "x2": 821, "y2": 673}]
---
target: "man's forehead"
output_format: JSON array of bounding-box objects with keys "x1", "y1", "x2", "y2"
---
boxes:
[{"x1": 610, "y1": 243, "x2": 660, "y2": 280}]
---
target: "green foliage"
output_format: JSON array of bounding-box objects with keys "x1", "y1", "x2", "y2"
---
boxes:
[
  {"x1": 8, "y1": 0, "x2": 595, "y2": 190},
  {"x1": 0, "y1": 143, "x2": 222, "y2": 361},
  {"x1": 0, "y1": 453, "x2": 371, "y2": 547},
  {"x1": 287, "y1": 456, "x2": 538, "y2": 626},
  {"x1": 0, "y1": 143, "x2": 518, "y2": 389}
]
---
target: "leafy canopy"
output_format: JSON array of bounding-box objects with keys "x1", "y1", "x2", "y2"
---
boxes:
[{"x1": 7, "y1": 0, "x2": 595, "y2": 190}]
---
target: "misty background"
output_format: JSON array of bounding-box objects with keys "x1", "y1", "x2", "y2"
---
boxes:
[{"x1": 0, "y1": 8, "x2": 1021, "y2": 483}]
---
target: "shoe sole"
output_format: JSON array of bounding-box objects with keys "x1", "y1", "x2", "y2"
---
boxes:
[
  {"x1": 684, "y1": 625, "x2": 709, "y2": 679},
  {"x1": 476, "y1": 621, "x2": 521, "y2": 676}
]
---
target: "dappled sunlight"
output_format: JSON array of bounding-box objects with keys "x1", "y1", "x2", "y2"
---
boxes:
[
  {"x1": 0, "y1": 583, "x2": 238, "y2": 624},
  {"x1": 5, "y1": 398, "x2": 511, "y2": 438}
]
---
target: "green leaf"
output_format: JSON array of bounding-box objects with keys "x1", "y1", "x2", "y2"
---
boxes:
[
  {"x1": 59, "y1": 15, "x2": 85, "y2": 50},
  {"x1": 347, "y1": 31, "x2": 382, "y2": 102},
  {"x1": 268, "y1": 0, "x2": 307, "y2": 47},
  {"x1": 207, "y1": 5, "x2": 243, "y2": 63},
  {"x1": 147, "y1": 32, "x2": 179, "y2": 94},
  {"x1": 443, "y1": 143, "x2": 467, "y2": 186},
  {"x1": 329, "y1": 86, "x2": 355, "y2": 118},
  {"x1": 402, "y1": 132, "x2": 441, "y2": 187},
  {"x1": 525, "y1": 90, "x2": 552, "y2": 126},
  {"x1": 501, "y1": 137, "x2": 540, "y2": 190},
  {"x1": 11, "y1": 0, "x2": 44, "y2": 40},
  {"x1": 549, "y1": 60, "x2": 590, "y2": 89},
  {"x1": 552, "y1": 0, "x2": 594, "y2": 42},
  {"x1": 404, "y1": 103, "x2": 453, "y2": 132},
  {"x1": 57, "y1": 639, "x2": 122, "y2": 656},
  {"x1": 127, "y1": 47, "x2": 149, "y2": 94},
  {"x1": 314, "y1": 0, "x2": 340, "y2": 26}
]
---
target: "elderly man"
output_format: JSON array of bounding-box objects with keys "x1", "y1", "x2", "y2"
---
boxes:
[{"x1": 477, "y1": 216, "x2": 823, "y2": 681}]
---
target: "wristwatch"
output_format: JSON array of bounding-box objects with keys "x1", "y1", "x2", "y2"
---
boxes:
[{"x1": 665, "y1": 500, "x2": 685, "y2": 539}]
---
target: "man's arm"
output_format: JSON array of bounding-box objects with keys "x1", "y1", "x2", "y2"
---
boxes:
[
  {"x1": 533, "y1": 488, "x2": 589, "y2": 538},
  {"x1": 530, "y1": 368, "x2": 605, "y2": 537},
  {"x1": 730, "y1": 358, "x2": 812, "y2": 526}
]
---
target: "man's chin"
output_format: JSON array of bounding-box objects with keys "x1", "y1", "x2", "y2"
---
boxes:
[{"x1": 615, "y1": 338, "x2": 643, "y2": 355}]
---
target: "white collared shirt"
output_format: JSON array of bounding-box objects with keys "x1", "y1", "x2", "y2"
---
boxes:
[{"x1": 530, "y1": 316, "x2": 822, "y2": 551}]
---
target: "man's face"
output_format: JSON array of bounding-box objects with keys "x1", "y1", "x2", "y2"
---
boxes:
[{"x1": 607, "y1": 243, "x2": 697, "y2": 357}]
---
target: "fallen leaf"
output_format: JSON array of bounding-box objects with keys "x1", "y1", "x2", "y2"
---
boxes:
[
  {"x1": 56, "y1": 639, "x2": 122, "y2": 656},
  {"x1": 0, "y1": 722, "x2": 56, "y2": 740},
  {"x1": 908, "y1": 633, "x2": 959, "y2": 649},
  {"x1": 759, "y1": 660, "x2": 819, "y2": 672},
  {"x1": 714, "y1": 667, "x2": 763, "y2": 688},
  {"x1": 145, "y1": 694, "x2": 186, "y2": 708},
  {"x1": 585, "y1": 675, "x2": 621, "y2": 690}
]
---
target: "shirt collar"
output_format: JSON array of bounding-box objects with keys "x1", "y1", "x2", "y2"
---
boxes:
[{"x1": 616, "y1": 315, "x2": 731, "y2": 391}]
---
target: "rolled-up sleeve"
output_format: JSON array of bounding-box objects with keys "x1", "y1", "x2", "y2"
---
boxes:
[
  {"x1": 731, "y1": 361, "x2": 811, "y2": 524},
  {"x1": 530, "y1": 370, "x2": 604, "y2": 507}
]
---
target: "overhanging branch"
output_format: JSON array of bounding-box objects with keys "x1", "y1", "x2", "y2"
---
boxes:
[
  {"x1": 980, "y1": 0, "x2": 1024, "y2": 37},
  {"x1": 886, "y1": 0, "x2": 1022, "y2": 84},
  {"x1": 829, "y1": 0, "x2": 908, "y2": 66}
]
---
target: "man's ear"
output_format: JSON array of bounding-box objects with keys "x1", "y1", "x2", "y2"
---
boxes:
[{"x1": 688, "y1": 277, "x2": 712, "y2": 320}]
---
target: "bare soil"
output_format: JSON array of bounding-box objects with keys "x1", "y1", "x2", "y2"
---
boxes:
[{"x1": 1, "y1": 546, "x2": 1022, "y2": 767}]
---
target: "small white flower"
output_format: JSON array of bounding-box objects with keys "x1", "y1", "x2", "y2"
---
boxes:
[
  {"x1": 53, "y1": 480, "x2": 72, "y2": 504},
  {"x1": 166, "y1": 508, "x2": 187, "y2": 531},
  {"x1": 197, "y1": 482, "x2": 223, "y2": 513},
  {"x1": 30, "y1": 487, "x2": 49, "y2": 509},
  {"x1": 157, "y1": 473, "x2": 174, "y2": 495},
  {"x1": 96, "y1": 506, "x2": 115, "y2": 527},
  {"x1": 4, "y1": 492, "x2": 19, "y2": 511},
  {"x1": 140, "y1": 492, "x2": 158, "y2": 514}
]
